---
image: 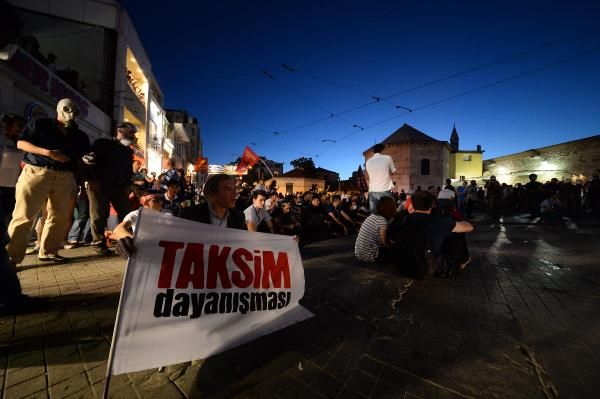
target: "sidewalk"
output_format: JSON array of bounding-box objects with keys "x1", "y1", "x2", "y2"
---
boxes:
[{"x1": 1, "y1": 216, "x2": 600, "y2": 398}]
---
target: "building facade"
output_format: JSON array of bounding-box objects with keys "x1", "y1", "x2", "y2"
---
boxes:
[
  {"x1": 1, "y1": 0, "x2": 117, "y2": 141},
  {"x1": 165, "y1": 109, "x2": 202, "y2": 172},
  {"x1": 1, "y1": 0, "x2": 170, "y2": 175},
  {"x1": 483, "y1": 135, "x2": 600, "y2": 185},
  {"x1": 363, "y1": 124, "x2": 449, "y2": 192},
  {"x1": 265, "y1": 168, "x2": 325, "y2": 195},
  {"x1": 447, "y1": 125, "x2": 484, "y2": 181}
]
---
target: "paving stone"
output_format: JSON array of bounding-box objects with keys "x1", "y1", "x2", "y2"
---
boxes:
[{"x1": 5, "y1": 374, "x2": 47, "y2": 398}]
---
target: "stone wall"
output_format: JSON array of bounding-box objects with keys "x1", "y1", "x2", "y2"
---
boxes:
[
  {"x1": 365, "y1": 142, "x2": 449, "y2": 192},
  {"x1": 483, "y1": 135, "x2": 600, "y2": 184}
]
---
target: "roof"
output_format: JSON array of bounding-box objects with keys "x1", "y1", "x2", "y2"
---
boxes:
[
  {"x1": 279, "y1": 168, "x2": 321, "y2": 179},
  {"x1": 381, "y1": 124, "x2": 442, "y2": 145},
  {"x1": 315, "y1": 167, "x2": 338, "y2": 175}
]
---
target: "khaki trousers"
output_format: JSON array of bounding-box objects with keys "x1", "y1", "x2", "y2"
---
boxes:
[{"x1": 6, "y1": 165, "x2": 76, "y2": 263}]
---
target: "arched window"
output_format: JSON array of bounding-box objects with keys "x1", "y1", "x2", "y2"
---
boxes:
[{"x1": 420, "y1": 159, "x2": 430, "y2": 175}]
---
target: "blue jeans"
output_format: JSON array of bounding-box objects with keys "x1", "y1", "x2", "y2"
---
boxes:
[
  {"x1": 68, "y1": 195, "x2": 92, "y2": 243},
  {"x1": 368, "y1": 191, "x2": 393, "y2": 213}
]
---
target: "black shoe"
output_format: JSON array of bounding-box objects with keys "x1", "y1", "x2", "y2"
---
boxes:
[{"x1": 38, "y1": 254, "x2": 70, "y2": 263}]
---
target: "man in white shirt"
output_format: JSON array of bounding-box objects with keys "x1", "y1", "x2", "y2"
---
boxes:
[
  {"x1": 244, "y1": 189, "x2": 274, "y2": 233},
  {"x1": 365, "y1": 143, "x2": 396, "y2": 213}
]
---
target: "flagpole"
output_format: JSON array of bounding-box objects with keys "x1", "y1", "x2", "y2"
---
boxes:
[
  {"x1": 102, "y1": 209, "x2": 144, "y2": 399},
  {"x1": 259, "y1": 158, "x2": 275, "y2": 179}
]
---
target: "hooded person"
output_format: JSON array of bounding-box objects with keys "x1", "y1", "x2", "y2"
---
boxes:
[
  {"x1": 6, "y1": 98, "x2": 90, "y2": 265},
  {"x1": 83, "y1": 121, "x2": 137, "y2": 255}
]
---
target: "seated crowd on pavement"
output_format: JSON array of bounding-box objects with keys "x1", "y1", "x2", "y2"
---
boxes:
[{"x1": 2, "y1": 104, "x2": 600, "y2": 315}]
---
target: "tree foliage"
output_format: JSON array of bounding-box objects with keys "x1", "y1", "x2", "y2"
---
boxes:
[{"x1": 290, "y1": 157, "x2": 315, "y2": 170}]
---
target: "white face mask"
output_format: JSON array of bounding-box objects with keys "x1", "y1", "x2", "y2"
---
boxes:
[
  {"x1": 120, "y1": 138, "x2": 133, "y2": 146},
  {"x1": 56, "y1": 98, "x2": 79, "y2": 127}
]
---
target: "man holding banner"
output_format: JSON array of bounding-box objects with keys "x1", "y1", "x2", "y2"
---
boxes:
[
  {"x1": 105, "y1": 173, "x2": 312, "y2": 392},
  {"x1": 116, "y1": 174, "x2": 245, "y2": 257}
]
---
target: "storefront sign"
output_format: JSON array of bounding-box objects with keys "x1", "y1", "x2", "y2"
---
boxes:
[{"x1": 5, "y1": 47, "x2": 90, "y2": 117}]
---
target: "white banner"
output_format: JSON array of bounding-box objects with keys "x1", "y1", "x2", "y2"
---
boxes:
[{"x1": 109, "y1": 209, "x2": 313, "y2": 375}]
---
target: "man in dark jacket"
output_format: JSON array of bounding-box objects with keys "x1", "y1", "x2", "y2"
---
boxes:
[
  {"x1": 7, "y1": 98, "x2": 90, "y2": 264},
  {"x1": 116, "y1": 174, "x2": 245, "y2": 258},
  {"x1": 84, "y1": 121, "x2": 136, "y2": 254}
]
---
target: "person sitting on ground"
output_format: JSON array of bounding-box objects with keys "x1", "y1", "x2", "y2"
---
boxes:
[
  {"x1": 244, "y1": 189, "x2": 274, "y2": 233},
  {"x1": 265, "y1": 191, "x2": 279, "y2": 213},
  {"x1": 390, "y1": 191, "x2": 473, "y2": 278},
  {"x1": 539, "y1": 194, "x2": 563, "y2": 223},
  {"x1": 112, "y1": 191, "x2": 172, "y2": 240},
  {"x1": 163, "y1": 180, "x2": 182, "y2": 215},
  {"x1": 116, "y1": 174, "x2": 245, "y2": 258},
  {"x1": 326, "y1": 195, "x2": 355, "y2": 236},
  {"x1": 354, "y1": 196, "x2": 397, "y2": 263},
  {"x1": 271, "y1": 201, "x2": 301, "y2": 236},
  {"x1": 301, "y1": 194, "x2": 329, "y2": 242}
]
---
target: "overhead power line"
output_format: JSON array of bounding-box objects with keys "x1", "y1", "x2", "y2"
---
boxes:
[
  {"x1": 316, "y1": 45, "x2": 600, "y2": 156},
  {"x1": 280, "y1": 64, "x2": 413, "y2": 112},
  {"x1": 275, "y1": 25, "x2": 600, "y2": 135}
]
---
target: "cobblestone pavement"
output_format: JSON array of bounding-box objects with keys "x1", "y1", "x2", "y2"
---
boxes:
[{"x1": 1, "y1": 214, "x2": 600, "y2": 398}]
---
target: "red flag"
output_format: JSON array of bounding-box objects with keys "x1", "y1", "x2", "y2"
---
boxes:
[
  {"x1": 236, "y1": 146, "x2": 260, "y2": 173},
  {"x1": 194, "y1": 157, "x2": 208, "y2": 172}
]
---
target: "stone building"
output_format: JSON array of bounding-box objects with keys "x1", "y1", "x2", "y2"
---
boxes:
[
  {"x1": 483, "y1": 135, "x2": 600, "y2": 185},
  {"x1": 448, "y1": 125, "x2": 484, "y2": 181},
  {"x1": 363, "y1": 124, "x2": 449, "y2": 192},
  {"x1": 265, "y1": 168, "x2": 325, "y2": 195}
]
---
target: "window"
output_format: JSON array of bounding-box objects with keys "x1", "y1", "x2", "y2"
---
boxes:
[
  {"x1": 463, "y1": 154, "x2": 472, "y2": 161},
  {"x1": 420, "y1": 159, "x2": 430, "y2": 175},
  {"x1": 286, "y1": 183, "x2": 293, "y2": 194}
]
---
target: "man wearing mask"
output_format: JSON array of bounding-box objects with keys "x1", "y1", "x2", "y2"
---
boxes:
[
  {"x1": 6, "y1": 98, "x2": 90, "y2": 264},
  {"x1": 83, "y1": 121, "x2": 135, "y2": 255}
]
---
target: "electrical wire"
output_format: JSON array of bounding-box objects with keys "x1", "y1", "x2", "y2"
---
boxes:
[
  {"x1": 316, "y1": 45, "x2": 600, "y2": 156},
  {"x1": 273, "y1": 25, "x2": 600, "y2": 136}
]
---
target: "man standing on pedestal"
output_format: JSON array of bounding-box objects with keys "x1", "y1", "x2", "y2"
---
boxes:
[
  {"x1": 84, "y1": 122, "x2": 136, "y2": 255},
  {"x1": 6, "y1": 98, "x2": 90, "y2": 264},
  {"x1": 365, "y1": 143, "x2": 396, "y2": 213}
]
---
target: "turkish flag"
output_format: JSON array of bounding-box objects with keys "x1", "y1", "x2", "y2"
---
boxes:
[
  {"x1": 195, "y1": 157, "x2": 208, "y2": 172},
  {"x1": 236, "y1": 146, "x2": 260, "y2": 173}
]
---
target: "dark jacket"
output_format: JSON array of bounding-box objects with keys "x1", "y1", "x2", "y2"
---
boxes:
[{"x1": 179, "y1": 202, "x2": 245, "y2": 230}]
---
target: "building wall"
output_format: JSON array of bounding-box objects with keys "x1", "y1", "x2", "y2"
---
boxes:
[
  {"x1": 449, "y1": 152, "x2": 483, "y2": 180},
  {"x1": 265, "y1": 177, "x2": 325, "y2": 195},
  {"x1": 409, "y1": 143, "x2": 448, "y2": 189},
  {"x1": 483, "y1": 136, "x2": 600, "y2": 184},
  {"x1": 364, "y1": 142, "x2": 448, "y2": 192}
]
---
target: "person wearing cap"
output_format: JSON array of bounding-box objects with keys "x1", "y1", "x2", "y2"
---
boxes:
[
  {"x1": 112, "y1": 191, "x2": 172, "y2": 240},
  {"x1": 115, "y1": 174, "x2": 246, "y2": 258},
  {"x1": 6, "y1": 98, "x2": 90, "y2": 264},
  {"x1": 83, "y1": 121, "x2": 137, "y2": 255}
]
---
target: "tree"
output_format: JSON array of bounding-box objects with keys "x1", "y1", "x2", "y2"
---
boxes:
[{"x1": 290, "y1": 157, "x2": 315, "y2": 171}]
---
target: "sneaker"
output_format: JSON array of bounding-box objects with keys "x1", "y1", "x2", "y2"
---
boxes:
[
  {"x1": 25, "y1": 246, "x2": 39, "y2": 255},
  {"x1": 38, "y1": 254, "x2": 70, "y2": 263},
  {"x1": 63, "y1": 241, "x2": 80, "y2": 250}
]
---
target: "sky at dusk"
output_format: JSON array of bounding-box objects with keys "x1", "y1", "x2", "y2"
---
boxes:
[{"x1": 121, "y1": 0, "x2": 600, "y2": 179}]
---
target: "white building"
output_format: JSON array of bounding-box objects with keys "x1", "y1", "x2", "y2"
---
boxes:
[{"x1": 1, "y1": 0, "x2": 168, "y2": 175}]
